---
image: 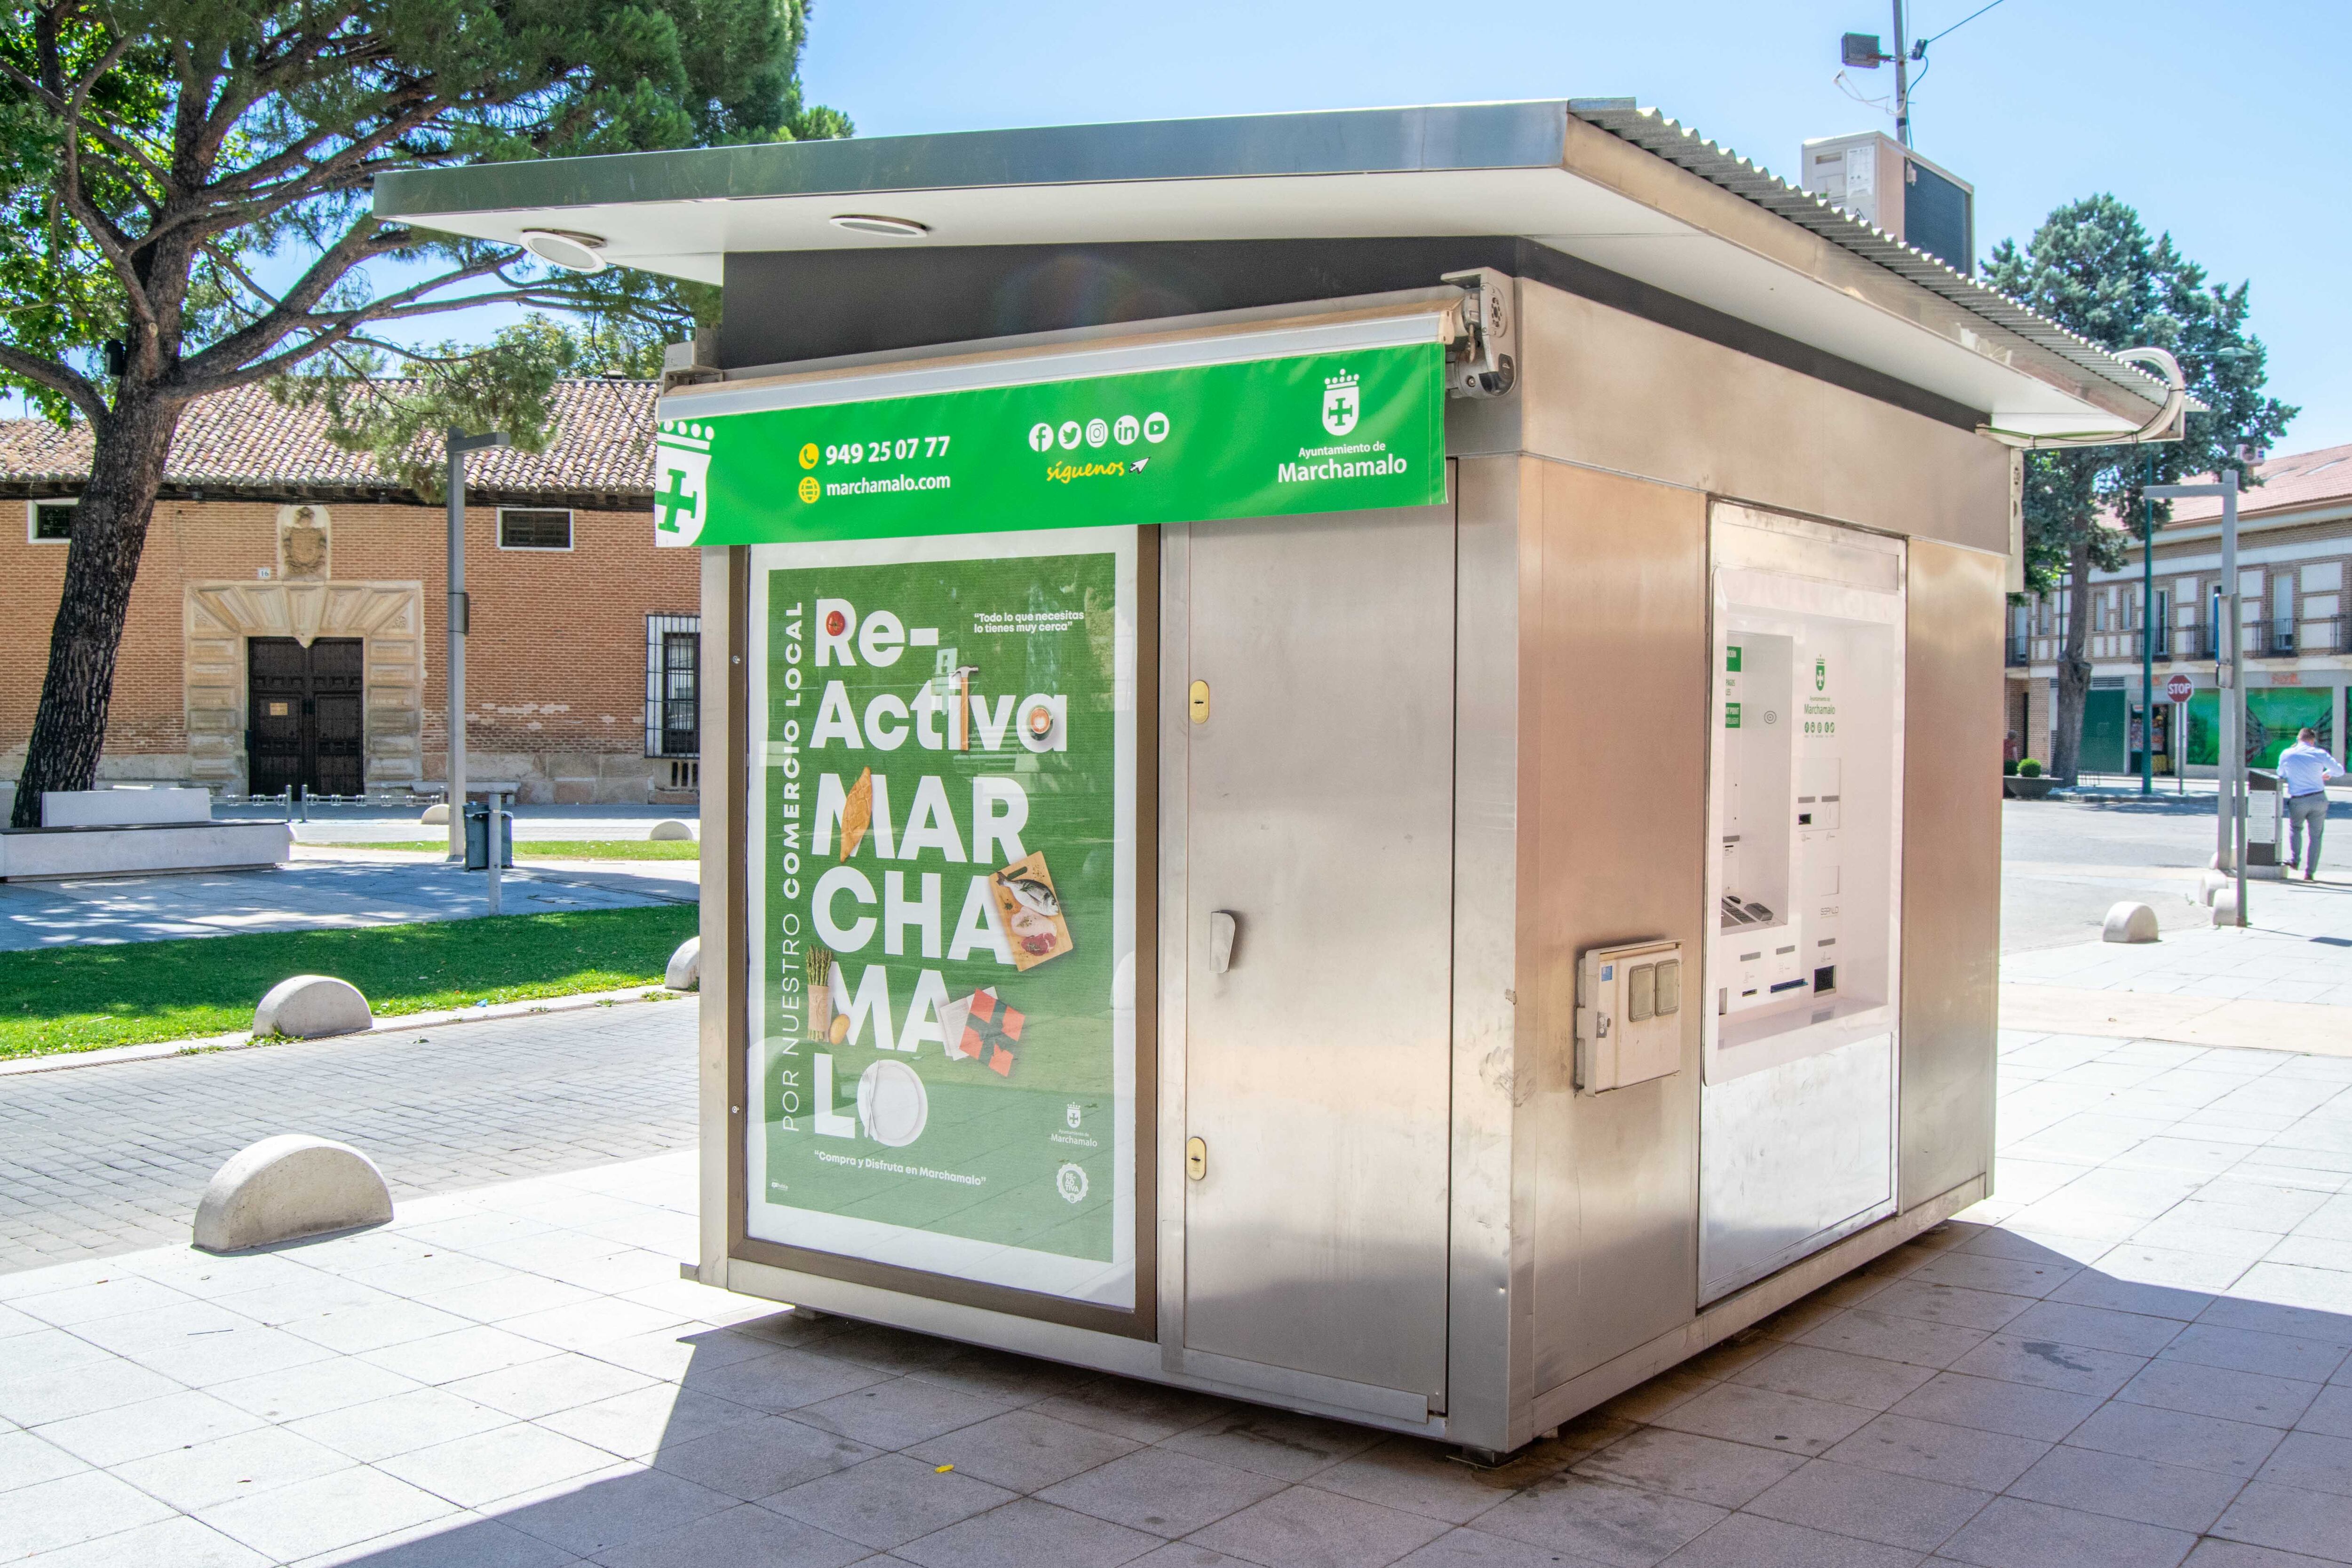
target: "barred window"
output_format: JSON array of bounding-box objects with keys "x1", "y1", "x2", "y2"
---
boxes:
[
  {"x1": 28, "y1": 500, "x2": 74, "y2": 542},
  {"x1": 646, "y1": 614, "x2": 700, "y2": 758},
  {"x1": 497, "y1": 508, "x2": 572, "y2": 550}
]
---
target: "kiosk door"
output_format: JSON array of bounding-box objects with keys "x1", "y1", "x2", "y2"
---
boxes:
[
  {"x1": 1176, "y1": 504, "x2": 1455, "y2": 1411},
  {"x1": 1700, "y1": 505, "x2": 1905, "y2": 1302}
]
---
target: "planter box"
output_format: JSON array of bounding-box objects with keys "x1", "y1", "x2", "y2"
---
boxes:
[
  {"x1": 2005, "y1": 777, "x2": 2056, "y2": 800},
  {"x1": 0, "y1": 820, "x2": 291, "y2": 880}
]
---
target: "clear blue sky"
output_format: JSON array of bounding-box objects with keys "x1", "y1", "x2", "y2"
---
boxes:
[
  {"x1": 16, "y1": 1, "x2": 2344, "y2": 451},
  {"x1": 788, "y1": 0, "x2": 2349, "y2": 451}
]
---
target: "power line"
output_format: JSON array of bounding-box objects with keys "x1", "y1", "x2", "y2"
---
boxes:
[{"x1": 1915, "y1": 0, "x2": 2011, "y2": 52}]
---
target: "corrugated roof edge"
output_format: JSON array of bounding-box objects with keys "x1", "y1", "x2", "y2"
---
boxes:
[
  {"x1": 1567, "y1": 102, "x2": 2176, "y2": 412},
  {"x1": 373, "y1": 101, "x2": 1576, "y2": 217}
]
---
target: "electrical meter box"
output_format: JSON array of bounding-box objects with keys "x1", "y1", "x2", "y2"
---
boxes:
[{"x1": 1576, "y1": 939, "x2": 1685, "y2": 1093}]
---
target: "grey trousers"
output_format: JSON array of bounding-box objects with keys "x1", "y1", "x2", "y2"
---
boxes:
[{"x1": 2288, "y1": 792, "x2": 2328, "y2": 872}]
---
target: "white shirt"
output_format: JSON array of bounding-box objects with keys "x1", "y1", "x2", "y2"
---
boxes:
[{"x1": 2278, "y1": 741, "x2": 2341, "y2": 798}]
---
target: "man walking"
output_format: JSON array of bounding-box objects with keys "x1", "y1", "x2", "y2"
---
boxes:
[{"x1": 2278, "y1": 727, "x2": 2344, "y2": 881}]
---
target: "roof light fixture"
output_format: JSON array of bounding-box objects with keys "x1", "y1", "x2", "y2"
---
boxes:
[
  {"x1": 518, "y1": 229, "x2": 608, "y2": 272},
  {"x1": 829, "y1": 214, "x2": 930, "y2": 238}
]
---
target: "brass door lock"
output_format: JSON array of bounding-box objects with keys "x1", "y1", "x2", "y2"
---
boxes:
[
  {"x1": 1188, "y1": 680, "x2": 1210, "y2": 724},
  {"x1": 1185, "y1": 1135, "x2": 1207, "y2": 1180}
]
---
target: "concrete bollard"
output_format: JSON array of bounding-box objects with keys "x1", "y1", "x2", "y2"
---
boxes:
[
  {"x1": 2102, "y1": 902, "x2": 2161, "y2": 943},
  {"x1": 648, "y1": 819, "x2": 696, "y2": 841},
  {"x1": 2211, "y1": 887, "x2": 2242, "y2": 926},
  {"x1": 2197, "y1": 871, "x2": 2230, "y2": 906},
  {"x1": 254, "y1": 975, "x2": 374, "y2": 1039},
  {"x1": 421, "y1": 802, "x2": 449, "y2": 824},
  {"x1": 194, "y1": 1135, "x2": 392, "y2": 1252},
  {"x1": 666, "y1": 935, "x2": 702, "y2": 991}
]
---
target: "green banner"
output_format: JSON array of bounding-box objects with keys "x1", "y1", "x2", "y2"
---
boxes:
[
  {"x1": 744, "y1": 531, "x2": 1136, "y2": 1305},
  {"x1": 656, "y1": 342, "x2": 1445, "y2": 546}
]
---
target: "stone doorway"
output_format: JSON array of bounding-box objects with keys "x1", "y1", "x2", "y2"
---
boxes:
[{"x1": 186, "y1": 579, "x2": 424, "y2": 794}]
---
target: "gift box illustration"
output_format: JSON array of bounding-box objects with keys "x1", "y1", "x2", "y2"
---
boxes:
[
  {"x1": 989, "y1": 849, "x2": 1073, "y2": 971},
  {"x1": 940, "y1": 986, "x2": 1024, "y2": 1077}
]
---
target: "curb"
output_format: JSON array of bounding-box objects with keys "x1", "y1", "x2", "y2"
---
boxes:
[{"x1": 0, "y1": 983, "x2": 693, "y2": 1079}]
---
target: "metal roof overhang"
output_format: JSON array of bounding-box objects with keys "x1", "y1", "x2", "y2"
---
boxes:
[{"x1": 373, "y1": 100, "x2": 2168, "y2": 440}]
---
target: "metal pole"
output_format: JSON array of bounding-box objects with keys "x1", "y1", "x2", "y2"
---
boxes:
[
  {"x1": 2141, "y1": 453, "x2": 2155, "y2": 795},
  {"x1": 2151, "y1": 475, "x2": 2248, "y2": 924},
  {"x1": 486, "y1": 789, "x2": 504, "y2": 917},
  {"x1": 1891, "y1": 0, "x2": 1912, "y2": 146},
  {"x1": 443, "y1": 430, "x2": 508, "y2": 863},
  {"x1": 2225, "y1": 472, "x2": 2245, "y2": 927},
  {"x1": 445, "y1": 440, "x2": 465, "y2": 862}
]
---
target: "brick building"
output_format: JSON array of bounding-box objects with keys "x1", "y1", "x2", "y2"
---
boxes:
[{"x1": 0, "y1": 378, "x2": 701, "y2": 803}]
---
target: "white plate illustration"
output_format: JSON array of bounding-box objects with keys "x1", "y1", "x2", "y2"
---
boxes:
[{"x1": 856, "y1": 1059, "x2": 930, "y2": 1148}]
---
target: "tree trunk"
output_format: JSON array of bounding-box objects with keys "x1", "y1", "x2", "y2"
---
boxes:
[
  {"x1": 10, "y1": 395, "x2": 181, "y2": 828},
  {"x1": 2050, "y1": 534, "x2": 2096, "y2": 787}
]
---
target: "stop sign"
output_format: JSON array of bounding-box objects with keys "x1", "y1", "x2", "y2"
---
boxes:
[{"x1": 2166, "y1": 673, "x2": 2193, "y2": 703}]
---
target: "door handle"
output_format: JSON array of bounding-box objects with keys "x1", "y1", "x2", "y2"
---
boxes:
[{"x1": 1209, "y1": 911, "x2": 1238, "y2": 974}]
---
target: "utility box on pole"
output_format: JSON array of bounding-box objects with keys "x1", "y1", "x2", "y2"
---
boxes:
[{"x1": 1802, "y1": 131, "x2": 1975, "y2": 274}]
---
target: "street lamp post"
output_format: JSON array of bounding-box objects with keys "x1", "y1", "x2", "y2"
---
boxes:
[
  {"x1": 445, "y1": 428, "x2": 509, "y2": 863},
  {"x1": 2148, "y1": 470, "x2": 2243, "y2": 927},
  {"x1": 2141, "y1": 451, "x2": 2155, "y2": 796}
]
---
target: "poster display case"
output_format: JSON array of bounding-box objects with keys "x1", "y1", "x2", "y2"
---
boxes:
[{"x1": 742, "y1": 528, "x2": 1146, "y2": 1320}]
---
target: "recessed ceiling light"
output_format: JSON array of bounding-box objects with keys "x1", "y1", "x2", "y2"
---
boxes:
[
  {"x1": 829, "y1": 214, "x2": 930, "y2": 238},
  {"x1": 517, "y1": 229, "x2": 608, "y2": 272}
]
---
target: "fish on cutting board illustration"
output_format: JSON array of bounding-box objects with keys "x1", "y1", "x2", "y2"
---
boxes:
[{"x1": 988, "y1": 849, "x2": 1073, "y2": 971}]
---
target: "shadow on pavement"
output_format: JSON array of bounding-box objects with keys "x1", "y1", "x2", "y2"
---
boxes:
[{"x1": 331, "y1": 1219, "x2": 2352, "y2": 1567}]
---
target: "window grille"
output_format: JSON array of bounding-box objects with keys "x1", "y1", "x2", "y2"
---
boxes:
[
  {"x1": 28, "y1": 500, "x2": 74, "y2": 542},
  {"x1": 498, "y1": 508, "x2": 573, "y2": 549},
  {"x1": 646, "y1": 614, "x2": 700, "y2": 759}
]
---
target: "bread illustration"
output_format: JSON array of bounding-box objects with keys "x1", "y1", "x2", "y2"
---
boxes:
[{"x1": 839, "y1": 767, "x2": 874, "y2": 860}]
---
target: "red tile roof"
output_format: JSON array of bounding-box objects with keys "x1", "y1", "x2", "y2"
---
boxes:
[
  {"x1": 0, "y1": 379, "x2": 656, "y2": 504},
  {"x1": 2162, "y1": 441, "x2": 2352, "y2": 525}
]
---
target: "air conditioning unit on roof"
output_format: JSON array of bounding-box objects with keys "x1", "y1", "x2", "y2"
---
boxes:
[{"x1": 1801, "y1": 132, "x2": 1975, "y2": 276}]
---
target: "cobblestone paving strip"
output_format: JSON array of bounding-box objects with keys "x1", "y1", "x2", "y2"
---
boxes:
[{"x1": 0, "y1": 1003, "x2": 697, "y2": 1272}]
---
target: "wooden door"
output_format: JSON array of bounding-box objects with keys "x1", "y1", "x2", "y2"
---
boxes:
[
  {"x1": 246, "y1": 637, "x2": 365, "y2": 796},
  {"x1": 310, "y1": 640, "x2": 365, "y2": 795}
]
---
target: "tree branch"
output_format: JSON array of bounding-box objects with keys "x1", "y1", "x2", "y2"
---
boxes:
[
  {"x1": 0, "y1": 50, "x2": 174, "y2": 189},
  {"x1": 0, "y1": 343, "x2": 109, "y2": 427},
  {"x1": 27, "y1": 31, "x2": 160, "y2": 341},
  {"x1": 176, "y1": 238, "x2": 533, "y2": 388}
]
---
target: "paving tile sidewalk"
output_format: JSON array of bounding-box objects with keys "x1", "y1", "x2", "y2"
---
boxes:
[{"x1": 4, "y1": 1029, "x2": 2349, "y2": 1568}]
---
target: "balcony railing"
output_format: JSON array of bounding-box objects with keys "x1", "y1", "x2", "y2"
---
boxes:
[
  {"x1": 2162, "y1": 619, "x2": 2345, "y2": 661},
  {"x1": 2007, "y1": 635, "x2": 2031, "y2": 666},
  {"x1": 2250, "y1": 619, "x2": 2297, "y2": 657}
]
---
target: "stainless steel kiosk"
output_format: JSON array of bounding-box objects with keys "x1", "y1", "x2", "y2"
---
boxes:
[{"x1": 376, "y1": 100, "x2": 2180, "y2": 1455}]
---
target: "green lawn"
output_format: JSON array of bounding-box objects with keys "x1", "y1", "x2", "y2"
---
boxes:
[
  {"x1": 317, "y1": 839, "x2": 701, "y2": 860},
  {"x1": 0, "y1": 903, "x2": 698, "y2": 1060}
]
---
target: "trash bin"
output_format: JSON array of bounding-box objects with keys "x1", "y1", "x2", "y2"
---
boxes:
[
  {"x1": 462, "y1": 801, "x2": 512, "y2": 870},
  {"x1": 2247, "y1": 768, "x2": 2282, "y2": 876}
]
